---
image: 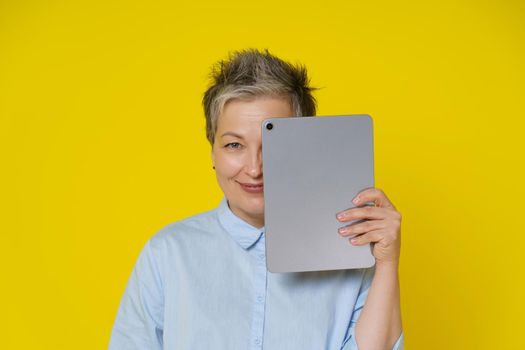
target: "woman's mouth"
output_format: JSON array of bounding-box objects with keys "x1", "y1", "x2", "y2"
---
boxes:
[{"x1": 239, "y1": 182, "x2": 264, "y2": 194}]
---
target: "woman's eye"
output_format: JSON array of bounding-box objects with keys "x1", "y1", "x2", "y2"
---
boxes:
[{"x1": 225, "y1": 142, "x2": 242, "y2": 149}]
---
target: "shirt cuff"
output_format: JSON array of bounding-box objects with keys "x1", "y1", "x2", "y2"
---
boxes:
[
  {"x1": 342, "y1": 330, "x2": 404, "y2": 350},
  {"x1": 392, "y1": 332, "x2": 404, "y2": 350}
]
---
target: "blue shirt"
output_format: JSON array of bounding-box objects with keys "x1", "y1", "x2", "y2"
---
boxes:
[{"x1": 109, "y1": 197, "x2": 404, "y2": 349}]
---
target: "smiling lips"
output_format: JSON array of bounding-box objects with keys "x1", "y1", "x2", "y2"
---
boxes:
[{"x1": 239, "y1": 182, "x2": 264, "y2": 193}]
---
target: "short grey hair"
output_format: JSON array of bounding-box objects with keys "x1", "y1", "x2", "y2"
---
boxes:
[{"x1": 202, "y1": 48, "x2": 318, "y2": 145}]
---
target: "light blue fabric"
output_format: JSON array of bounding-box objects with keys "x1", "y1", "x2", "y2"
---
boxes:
[{"x1": 109, "y1": 197, "x2": 404, "y2": 350}]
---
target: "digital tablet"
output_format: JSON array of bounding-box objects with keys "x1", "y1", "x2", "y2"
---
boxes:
[{"x1": 262, "y1": 115, "x2": 376, "y2": 273}]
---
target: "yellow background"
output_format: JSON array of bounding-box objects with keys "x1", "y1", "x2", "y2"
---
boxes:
[{"x1": 1, "y1": 0, "x2": 524, "y2": 349}]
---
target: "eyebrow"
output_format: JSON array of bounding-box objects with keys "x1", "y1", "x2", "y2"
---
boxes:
[{"x1": 221, "y1": 132, "x2": 245, "y2": 139}]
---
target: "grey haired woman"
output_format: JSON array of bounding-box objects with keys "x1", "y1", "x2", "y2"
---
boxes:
[{"x1": 109, "y1": 48, "x2": 404, "y2": 350}]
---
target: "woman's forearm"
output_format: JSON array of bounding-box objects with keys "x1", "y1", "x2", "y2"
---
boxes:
[{"x1": 355, "y1": 262, "x2": 403, "y2": 350}]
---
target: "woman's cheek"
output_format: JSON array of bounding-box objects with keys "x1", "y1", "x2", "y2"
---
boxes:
[{"x1": 216, "y1": 151, "x2": 245, "y2": 176}]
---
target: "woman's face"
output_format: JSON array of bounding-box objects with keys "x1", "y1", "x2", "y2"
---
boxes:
[{"x1": 212, "y1": 96, "x2": 294, "y2": 229}]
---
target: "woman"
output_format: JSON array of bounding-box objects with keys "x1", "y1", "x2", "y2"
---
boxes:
[{"x1": 109, "y1": 49, "x2": 404, "y2": 350}]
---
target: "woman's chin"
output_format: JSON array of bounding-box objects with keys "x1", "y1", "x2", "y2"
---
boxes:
[
  {"x1": 240, "y1": 200, "x2": 264, "y2": 220},
  {"x1": 245, "y1": 206, "x2": 264, "y2": 219},
  {"x1": 249, "y1": 198, "x2": 265, "y2": 212}
]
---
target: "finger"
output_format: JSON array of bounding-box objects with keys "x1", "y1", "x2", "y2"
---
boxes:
[
  {"x1": 338, "y1": 219, "x2": 388, "y2": 237},
  {"x1": 349, "y1": 229, "x2": 384, "y2": 246},
  {"x1": 352, "y1": 187, "x2": 396, "y2": 210},
  {"x1": 336, "y1": 206, "x2": 397, "y2": 222}
]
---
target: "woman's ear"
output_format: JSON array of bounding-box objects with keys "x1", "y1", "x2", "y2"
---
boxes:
[{"x1": 211, "y1": 148, "x2": 215, "y2": 169}]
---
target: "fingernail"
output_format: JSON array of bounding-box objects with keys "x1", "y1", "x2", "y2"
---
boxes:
[
  {"x1": 350, "y1": 238, "x2": 358, "y2": 244},
  {"x1": 353, "y1": 197, "x2": 360, "y2": 204},
  {"x1": 336, "y1": 213, "x2": 345, "y2": 220}
]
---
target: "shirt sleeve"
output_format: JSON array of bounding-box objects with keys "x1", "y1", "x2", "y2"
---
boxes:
[
  {"x1": 340, "y1": 265, "x2": 404, "y2": 350},
  {"x1": 108, "y1": 239, "x2": 165, "y2": 350}
]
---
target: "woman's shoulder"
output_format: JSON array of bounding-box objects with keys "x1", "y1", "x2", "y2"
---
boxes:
[{"x1": 148, "y1": 206, "x2": 221, "y2": 248}]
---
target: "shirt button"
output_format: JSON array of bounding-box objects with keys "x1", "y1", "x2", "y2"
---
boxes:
[
  {"x1": 258, "y1": 253, "x2": 265, "y2": 260},
  {"x1": 254, "y1": 338, "x2": 261, "y2": 345},
  {"x1": 257, "y1": 295, "x2": 264, "y2": 303}
]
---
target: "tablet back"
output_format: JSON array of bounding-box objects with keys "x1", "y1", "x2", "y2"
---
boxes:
[{"x1": 262, "y1": 115, "x2": 376, "y2": 273}]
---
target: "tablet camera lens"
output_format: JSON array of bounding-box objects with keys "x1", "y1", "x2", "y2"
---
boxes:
[{"x1": 266, "y1": 123, "x2": 273, "y2": 130}]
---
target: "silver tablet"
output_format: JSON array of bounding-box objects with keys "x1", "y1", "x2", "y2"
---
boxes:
[{"x1": 262, "y1": 115, "x2": 376, "y2": 273}]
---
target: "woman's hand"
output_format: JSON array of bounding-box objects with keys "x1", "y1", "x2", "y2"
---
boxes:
[{"x1": 336, "y1": 187, "x2": 402, "y2": 267}]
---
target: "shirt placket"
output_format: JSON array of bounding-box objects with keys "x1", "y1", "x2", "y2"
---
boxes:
[{"x1": 249, "y1": 232, "x2": 267, "y2": 349}]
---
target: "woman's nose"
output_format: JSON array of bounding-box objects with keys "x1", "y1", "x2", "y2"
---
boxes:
[{"x1": 245, "y1": 151, "x2": 262, "y2": 178}]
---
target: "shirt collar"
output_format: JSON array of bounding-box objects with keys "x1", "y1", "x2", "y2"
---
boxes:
[{"x1": 217, "y1": 197, "x2": 265, "y2": 250}]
